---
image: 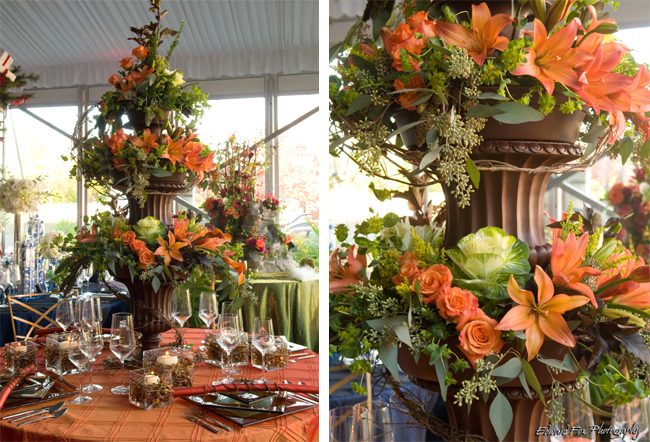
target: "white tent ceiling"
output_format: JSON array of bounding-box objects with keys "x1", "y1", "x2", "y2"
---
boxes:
[
  {"x1": 329, "y1": 0, "x2": 650, "y2": 44},
  {"x1": 0, "y1": 0, "x2": 319, "y2": 89}
]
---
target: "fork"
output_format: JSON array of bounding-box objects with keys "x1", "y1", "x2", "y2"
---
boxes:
[
  {"x1": 184, "y1": 411, "x2": 221, "y2": 434},
  {"x1": 189, "y1": 406, "x2": 232, "y2": 432}
]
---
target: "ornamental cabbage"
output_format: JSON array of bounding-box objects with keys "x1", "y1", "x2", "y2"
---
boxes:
[
  {"x1": 134, "y1": 216, "x2": 166, "y2": 243},
  {"x1": 446, "y1": 227, "x2": 531, "y2": 299}
]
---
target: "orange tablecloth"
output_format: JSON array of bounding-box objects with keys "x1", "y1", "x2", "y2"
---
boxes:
[{"x1": 0, "y1": 328, "x2": 319, "y2": 442}]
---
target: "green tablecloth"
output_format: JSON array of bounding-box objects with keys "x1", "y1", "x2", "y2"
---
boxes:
[{"x1": 240, "y1": 275, "x2": 319, "y2": 352}]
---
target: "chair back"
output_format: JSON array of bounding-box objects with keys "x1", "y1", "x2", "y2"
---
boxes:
[{"x1": 8, "y1": 291, "x2": 77, "y2": 341}]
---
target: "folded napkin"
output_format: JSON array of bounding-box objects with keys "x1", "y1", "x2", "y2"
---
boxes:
[
  {"x1": 0, "y1": 364, "x2": 36, "y2": 410},
  {"x1": 173, "y1": 383, "x2": 319, "y2": 398}
]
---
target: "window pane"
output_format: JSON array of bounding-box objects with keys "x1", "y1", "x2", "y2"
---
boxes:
[
  {"x1": 3, "y1": 106, "x2": 79, "y2": 249},
  {"x1": 277, "y1": 94, "x2": 319, "y2": 226}
]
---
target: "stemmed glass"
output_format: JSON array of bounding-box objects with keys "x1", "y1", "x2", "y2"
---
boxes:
[
  {"x1": 80, "y1": 323, "x2": 104, "y2": 393},
  {"x1": 252, "y1": 317, "x2": 274, "y2": 384},
  {"x1": 78, "y1": 295, "x2": 102, "y2": 332},
  {"x1": 221, "y1": 301, "x2": 244, "y2": 375},
  {"x1": 172, "y1": 288, "x2": 192, "y2": 346},
  {"x1": 612, "y1": 396, "x2": 650, "y2": 441},
  {"x1": 109, "y1": 313, "x2": 137, "y2": 395},
  {"x1": 547, "y1": 386, "x2": 595, "y2": 442},
  {"x1": 216, "y1": 313, "x2": 241, "y2": 384},
  {"x1": 0, "y1": 265, "x2": 10, "y2": 308},
  {"x1": 198, "y1": 292, "x2": 218, "y2": 329},
  {"x1": 67, "y1": 333, "x2": 91, "y2": 404},
  {"x1": 55, "y1": 298, "x2": 74, "y2": 332}
]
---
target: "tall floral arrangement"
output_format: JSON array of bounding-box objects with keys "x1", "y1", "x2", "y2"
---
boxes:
[
  {"x1": 330, "y1": 0, "x2": 650, "y2": 206},
  {"x1": 330, "y1": 202, "x2": 650, "y2": 438},
  {"x1": 0, "y1": 176, "x2": 53, "y2": 214},
  {"x1": 607, "y1": 166, "x2": 650, "y2": 259}
]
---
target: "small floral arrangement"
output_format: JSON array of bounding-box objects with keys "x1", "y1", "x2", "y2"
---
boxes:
[
  {"x1": 260, "y1": 193, "x2": 281, "y2": 211},
  {"x1": 73, "y1": 125, "x2": 217, "y2": 207},
  {"x1": 39, "y1": 231, "x2": 65, "y2": 260},
  {"x1": 0, "y1": 176, "x2": 53, "y2": 214},
  {"x1": 330, "y1": 0, "x2": 650, "y2": 206},
  {"x1": 607, "y1": 167, "x2": 650, "y2": 260},
  {"x1": 246, "y1": 235, "x2": 269, "y2": 255},
  {"x1": 330, "y1": 203, "x2": 650, "y2": 437},
  {"x1": 99, "y1": 0, "x2": 208, "y2": 128},
  {"x1": 54, "y1": 212, "x2": 246, "y2": 293}
]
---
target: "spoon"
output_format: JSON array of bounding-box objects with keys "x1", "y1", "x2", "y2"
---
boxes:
[{"x1": 17, "y1": 408, "x2": 68, "y2": 427}]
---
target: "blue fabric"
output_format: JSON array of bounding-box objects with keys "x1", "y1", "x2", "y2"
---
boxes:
[{"x1": 0, "y1": 297, "x2": 130, "y2": 345}]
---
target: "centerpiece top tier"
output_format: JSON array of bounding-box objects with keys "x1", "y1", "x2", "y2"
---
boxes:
[{"x1": 71, "y1": 0, "x2": 215, "y2": 219}]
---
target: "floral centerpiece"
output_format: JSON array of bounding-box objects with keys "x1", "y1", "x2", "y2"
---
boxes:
[
  {"x1": 0, "y1": 176, "x2": 52, "y2": 215},
  {"x1": 38, "y1": 231, "x2": 66, "y2": 261},
  {"x1": 607, "y1": 166, "x2": 650, "y2": 260},
  {"x1": 330, "y1": 0, "x2": 650, "y2": 206},
  {"x1": 68, "y1": 0, "x2": 213, "y2": 207},
  {"x1": 330, "y1": 202, "x2": 650, "y2": 440}
]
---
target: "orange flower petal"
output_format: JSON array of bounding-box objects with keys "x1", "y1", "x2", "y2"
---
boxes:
[
  {"x1": 538, "y1": 312, "x2": 576, "y2": 348},
  {"x1": 525, "y1": 322, "x2": 545, "y2": 360},
  {"x1": 495, "y1": 305, "x2": 535, "y2": 331},
  {"x1": 507, "y1": 274, "x2": 535, "y2": 307}
]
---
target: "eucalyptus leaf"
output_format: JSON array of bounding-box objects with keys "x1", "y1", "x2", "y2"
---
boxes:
[
  {"x1": 493, "y1": 101, "x2": 545, "y2": 124},
  {"x1": 520, "y1": 358, "x2": 545, "y2": 405},
  {"x1": 466, "y1": 158, "x2": 480, "y2": 189},
  {"x1": 538, "y1": 357, "x2": 569, "y2": 372},
  {"x1": 395, "y1": 325, "x2": 413, "y2": 349},
  {"x1": 349, "y1": 53, "x2": 377, "y2": 74},
  {"x1": 475, "y1": 92, "x2": 510, "y2": 101},
  {"x1": 619, "y1": 136, "x2": 634, "y2": 165},
  {"x1": 379, "y1": 342, "x2": 401, "y2": 381},
  {"x1": 465, "y1": 104, "x2": 506, "y2": 118},
  {"x1": 388, "y1": 120, "x2": 422, "y2": 141},
  {"x1": 434, "y1": 356, "x2": 448, "y2": 400},
  {"x1": 346, "y1": 94, "x2": 373, "y2": 116},
  {"x1": 491, "y1": 358, "x2": 522, "y2": 380},
  {"x1": 489, "y1": 391, "x2": 513, "y2": 441},
  {"x1": 152, "y1": 275, "x2": 161, "y2": 293},
  {"x1": 426, "y1": 127, "x2": 438, "y2": 145},
  {"x1": 419, "y1": 144, "x2": 442, "y2": 170}
]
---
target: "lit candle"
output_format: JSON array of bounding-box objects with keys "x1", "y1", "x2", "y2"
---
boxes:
[
  {"x1": 144, "y1": 372, "x2": 160, "y2": 385},
  {"x1": 59, "y1": 337, "x2": 77, "y2": 350},
  {"x1": 13, "y1": 344, "x2": 27, "y2": 354},
  {"x1": 156, "y1": 351, "x2": 178, "y2": 366}
]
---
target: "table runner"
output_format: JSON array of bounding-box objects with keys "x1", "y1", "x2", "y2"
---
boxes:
[
  {"x1": 0, "y1": 328, "x2": 319, "y2": 442},
  {"x1": 244, "y1": 278, "x2": 319, "y2": 352}
]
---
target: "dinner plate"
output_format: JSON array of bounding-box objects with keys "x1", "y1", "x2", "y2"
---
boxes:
[{"x1": 0, "y1": 374, "x2": 77, "y2": 410}]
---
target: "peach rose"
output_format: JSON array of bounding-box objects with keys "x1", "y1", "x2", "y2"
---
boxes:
[
  {"x1": 397, "y1": 251, "x2": 418, "y2": 266},
  {"x1": 132, "y1": 45, "x2": 148, "y2": 60},
  {"x1": 414, "y1": 264, "x2": 453, "y2": 304},
  {"x1": 392, "y1": 261, "x2": 421, "y2": 286},
  {"x1": 108, "y1": 74, "x2": 121, "y2": 86},
  {"x1": 120, "y1": 57, "x2": 133, "y2": 69},
  {"x1": 436, "y1": 286, "x2": 479, "y2": 323},
  {"x1": 139, "y1": 250, "x2": 155, "y2": 268},
  {"x1": 130, "y1": 239, "x2": 148, "y2": 254},
  {"x1": 121, "y1": 231, "x2": 136, "y2": 246},
  {"x1": 609, "y1": 182, "x2": 626, "y2": 205},
  {"x1": 458, "y1": 313, "x2": 504, "y2": 369}
]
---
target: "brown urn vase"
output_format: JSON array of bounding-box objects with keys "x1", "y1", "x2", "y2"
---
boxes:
[
  {"x1": 126, "y1": 108, "x2": 171, "y2": 136},
  {"x1": 110, "y1": 264, "x2": 188, "y2": 352},
  {"x1": 395, "y1": 91, "x2": 585, "y2": 269},
  {"x1": 398, "y1": 341, "x2": 585, "y2": 442}
]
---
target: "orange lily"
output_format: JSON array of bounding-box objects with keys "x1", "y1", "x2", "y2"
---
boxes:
[
  {"x1": 329, "y1": 246, "x2": 368, "y2": 293},
  {"x1": 393, "y1": 75, "x2": 427, "y2": 110},
  {"x1": 224, "y1": 256, "x2": 246, "y2": 285},
  {"x1": 434, "y1": 2, "x2": 514, "y2": 66},
  {"x1": 103, "y1": 129, "x2": 128, "y2": 156},
  {"x1": 182, "y1": 142, "x2": 211, "y2": 180},
  {"x1": 551, "y1": 232, "x2": 601, "y2": 306},
  {"x1": 597, "y1": 252, "x2": 650, "y2": 309},
  {"x1": 173, "y1": 217, "x2": 192, "y2": 245},
  {"x1": 380, "y1": 23, "x2": 426, "y2": 70},
  {"x1": 204, "y1": 228, "x2": 232, "y2": 246},
  {"x1": 154, "y1": 232, "x2": 187, "y2": 266},
  {"x1": 495, "y1": 266, "x2": 590, "y2": 360},
  {"x1": 512, "y1": 18, "x2": 592, "y2": 95},
  {"x1": 75, "y1": 225, "x2": 98, "y2": 244},
  {"x1": 127, "y1": 65, "x2": 154, "y2": 86},
  {"x1": 406, "y1": 11, "x2": 436, "y2": 39},
  {"x1": 161, "y1": 135, "x2": 188, "y2": 166},
  {"x1": 129, "y1": 129, "x2": 159, "y2": 155}
]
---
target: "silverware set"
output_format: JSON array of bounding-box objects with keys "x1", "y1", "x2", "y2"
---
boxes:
[
  {"x1": 283, "y1": 380, "x2": 319, "y2": 403},
  {"x1": 2, "y1": 400, "x2": 68, "y2": 426},
  {"x1": 184, "y1": 406, "x2": 233, "y2": 434}
]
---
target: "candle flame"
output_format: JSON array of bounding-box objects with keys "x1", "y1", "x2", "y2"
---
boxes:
[{"x1": 165, "y1": 351, "x2": 169, "y2": 356}]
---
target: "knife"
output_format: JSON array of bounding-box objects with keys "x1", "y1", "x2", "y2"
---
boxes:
[
  {"x1": 17, "y1": 408, "x2": 68, "y2": 427},
  {"x1": 289, "y1": 354, "x2": 316, "y2": 362},
  {"x1": 2, "y1": 401, "x2": 65, "y2": 421},
  {"x1": 9, "y1": 401, "x2": 65, "y2": 423}
]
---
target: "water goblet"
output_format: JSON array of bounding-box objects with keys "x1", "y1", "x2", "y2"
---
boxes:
[
  {"x1": 80, "y1": 324, "x2": 104, "y2": 393},
  {"x1": 109, "y1": 313, "x2": 137, "y2": 395},
  {"x1": 215, "y1": 313, "x2": 241, "y2": 384},
  {"x1": 55, "y1": 298, "x2": 74, "y2": 332},
  {"x1": 199, "y1": 292, "x2": 218, "y2": 329},
  {"x1": 252, "y1": 317, "x2": 274, "y2": 384},
  {"x1": 68, "y1": 333, "x2": 92, "y2": 404}
]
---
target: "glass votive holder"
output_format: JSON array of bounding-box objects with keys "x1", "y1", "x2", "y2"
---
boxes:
[
  {"x1": 204, "y1": 330, "x2": 249, "y2": 368},
  {"x1": 44, "y1": 333, "x2": 81, "y2": 375},
  {"x1": 129, "y1": 368, "x2": 173, "y2": 410},
  {"x1": 4, "y1": 341, "x2": 37, "y2": 374},
  {"x1": 142, "y1": 346, "x2": 194, "y2": 388},
  {"x1": 252, "y1": 335, "x2": 289, "y2": 371}
]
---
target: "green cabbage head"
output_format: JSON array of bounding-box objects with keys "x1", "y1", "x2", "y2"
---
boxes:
[
  {"x1": 134, "y1": 216, "x2": 166, "y2": 243},
  {"x1": 446, "y1": 227, "x2": 531, "y2": 299}
]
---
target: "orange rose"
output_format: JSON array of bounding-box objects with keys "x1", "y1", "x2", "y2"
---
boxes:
[
  {"x1": 414, "y1": 264, "x2": 453, "y2": 304},
  {"x1": 609, "y1": 182, "x2": 625, "y2": 205},
  {"x1": 394, "y1": 76, "x2": 427, "y2": 110},
  {"x1": 204, "y1": 198, "x2": 215, "y2": 211},
  {"x1": 139, "y1": 250, "x2": 155, "y2": 268},
  {"x1": 120, "y1": 57, "x2": 133, "y2": 69},
  {"x1": 108, "y1": 74, "x2": 121, "y2": 86},
  {"x1": 397, "y1": 251, "x2": 418, "y2": 266},
  {"x1": 121, "y1": 231, "x2": 136, "y2": 246},
  {"x1": 111, "y1": 226, "x2": 123, "y2": 240},
  {"x1": 392, "y1": 261, "x2": 421, "y2": 286},
  {"x1": 458, "y1": 313, "x2": 504, "y2": 369},
  {"x1": 132, "y1": 45, "x2": 148, "y2": 60},
  {"x1": 436, "y1": 286, "x2": 479, "y2": 323},
  {"x1": 130, "y1": 239, "x2": 148, "y2": 254}
]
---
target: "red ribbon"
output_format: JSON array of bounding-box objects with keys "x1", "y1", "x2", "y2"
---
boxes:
[
  {"x1": 0, "y1": 364, "x2": 36, "y2": 410},
  {"x1": 172, "y1": 383, "x2": 319, "y2": 398}
]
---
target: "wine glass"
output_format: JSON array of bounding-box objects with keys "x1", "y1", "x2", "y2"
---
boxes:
[
  {"x1": 0, "y1": 264, "x2": 10, "y2": 308},
  {"x1": 55, "y1": 298, "x2": 74, "y2": 332},
  {"x1": 80, "y1": 324, "x2": 104, "y2": 393},
  {"x1": 172, "y1": 288, "x2": 192, "y2": 328},
  {"x1": 109, "y1": 313, "x2": 137, "y2": 395},
  {"x1": 353, "y1": 401, "x2": 396, "y2": 442},
  {"x1": 67, "y1": 333, "x2": 91, "y2": 404},
  {"x1": 612, "y1": 397, "x2": 650, "y2": 441},
  {"x1": 78, "y1": 295, "x2": 102, "y2": 332},
  {"x1": 547, "y1": 386, "x2": 595, "y2": 442},
  {"x1": 199, "y1": 292, "x2": 218, "y2": 329},
  {"x1": 252, "y1": 317, "x2": 274, "y2": 384},
  {"x1": 330, "y1": 406, "x2": 368, "y2": 442},
  {"x1": 216, "y1": 313, "x2": 241, "y2": 384}
]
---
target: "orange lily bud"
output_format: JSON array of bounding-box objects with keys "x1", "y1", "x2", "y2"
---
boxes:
[
  {"x1": 546, "y1": 0, "x2": 576, "y2": 31},
  {"x1": 629, "y1": 265, "x2": 650, "y2": 283},
  {"x1": 592, "y1": 22, "x2": 619, "y2": 34}
]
